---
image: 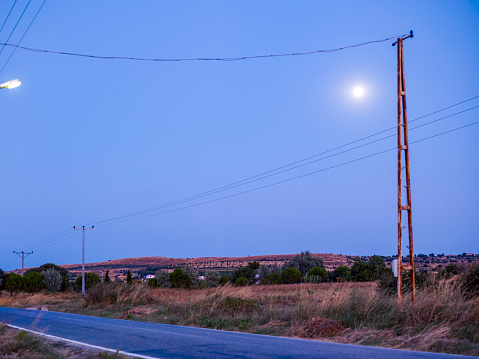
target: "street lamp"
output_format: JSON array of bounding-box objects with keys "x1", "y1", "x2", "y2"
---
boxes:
[{"x1": 0, "y1": 79, "x2": 21, "y2": 89}]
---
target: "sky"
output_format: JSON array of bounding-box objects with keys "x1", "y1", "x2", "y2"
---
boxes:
[{"x1": 0, "y1": 1, "x2": 478, "y2": 271}]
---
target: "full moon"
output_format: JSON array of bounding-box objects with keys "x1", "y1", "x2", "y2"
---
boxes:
[{"x1": 353, "y1": 86, "x2": 365, "y2": 98}]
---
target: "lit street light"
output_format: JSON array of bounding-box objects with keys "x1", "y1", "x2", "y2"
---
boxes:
[{"x1": 0, "y1": 79, "x2": 21, "y2": 89}]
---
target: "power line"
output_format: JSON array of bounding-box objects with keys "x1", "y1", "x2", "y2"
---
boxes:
[
  {"x1": 0, "y1": 0, "x2": 19, "y2": 36},
  {"x1": 0, "y1": 33, "x2": 409, "y2": 63},
  {"x1": 97, "y1": 120, "x2": 479, "y2": 227},
  {"x1": 2, "y1": 98, "x2": 477, "y2": 259},
  {"x1": 0, "y1": 0, "x2": 47, "y2": 75},
  {"x1": 92, "y1": 99, "x2": 479, "y2": 226},
  {"x1": 0, "y1": 0, "x2": 32, "y2": 58},
  {"x1": 0, "y1": 118, "x2": 476, "y2": 265}
]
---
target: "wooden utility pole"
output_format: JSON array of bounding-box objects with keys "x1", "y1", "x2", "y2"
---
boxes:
[
  {"x1": 73, "y1": 225, "x2": 94, "y2": 297},
  {"x1": 394, "y1": 31, "x2": 415, "y2": 305},
  {"x1": 13, "y1": 250, "x2": 33, "y2": 276}
]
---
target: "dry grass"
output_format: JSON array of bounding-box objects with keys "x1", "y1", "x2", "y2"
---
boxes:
[{"x1": 1, "y1": 279, "x2": 478, "y2": 356}]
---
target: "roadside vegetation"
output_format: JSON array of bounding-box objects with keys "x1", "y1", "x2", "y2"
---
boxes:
[
  {"x1": 0, "y1": 253, "x2": 478, "y2": 356},
  {"x1": 0, "y1": 324, "x2": 131, "y2": 358}
]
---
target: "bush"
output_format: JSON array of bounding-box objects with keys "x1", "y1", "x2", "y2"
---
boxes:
[
  {"x1": 25, "y1": 263, "x2": 69, "y2": 279},
  {"x1": 377, "y1": 269, "x2": 429, "y2": 296},
  {"x1": 306, "y1": 267, "x2": 328, "y2": 282},
  {"x1": 126, "y1": 271, "x2": 132, "y2": 284},
  {"x1": 283, "y1": 251, "x2": 325, "y2": 277},
  {"x1": 279, "y1": 267, "x2": 301, "y2": 284},
  {"x1": 169, "y1": 268, "x2": 190, "y2": 289},
  {"x1": 247, "y1": 261, "x2": 260, "y2": 270},
  {"x1": 333, "y1": 266, "x2": 351, "y2": 282},
  {"x1": 231, "y1": 266, "x2": 255, "y2": 284},
  {"x1": 350, "y1": 257, "x2": 371, "y2": 282},
  {"x1": 75, "y1": 272, "x2": 101, "y2": 292},
  {"x1": 182, "y1": 266, "x2": 200, "y2": 289},
  {"x1": 61, "y1": 276, "x2": 68, "y2": 292},
  {"x1": 219, "y1": 275, "x2": 230, "y2": 286},
  {"x1": 41, "y1": 269, "x2": 62, "y2": 292},
  {"x1": 147, "y1": 278, "x2": 158, "y2": 288},
  {"x1": 23, "y1": 272, "x2": 47, "y2": 293},
  {"x1": 205, "y1": 270, "x2": 221, "y2": 287},
  {"x1": 104, "y1": 270, "x2": 111, "y2": 283},
  {"x1": 155, "y1": 269, "x2": 172, "y2": 288},
  {"x1": 258, "y1": 264, "x2": 281, "y2": 280},
  {"x1": 235, "y1": 277, "x2": 248, "y2": 287},
  {"x1": 461, "y1": 264, "x2": 479, "y2": 299},
  {"x1": 4, "y1": 273, "x2": 23, "y2": 295}
]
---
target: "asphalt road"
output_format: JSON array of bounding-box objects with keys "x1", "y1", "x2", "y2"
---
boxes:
[{"x1": 0, "y1": 307, "x2": 470, "y2": 359}]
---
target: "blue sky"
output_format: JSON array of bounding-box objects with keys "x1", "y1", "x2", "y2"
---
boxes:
[{"x1": 0, "y1": 1, "x2": 478, "y2": 271}]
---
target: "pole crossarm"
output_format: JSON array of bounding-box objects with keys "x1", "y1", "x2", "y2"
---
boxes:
[{"x1": 13, "y1": 250, "x2": 33, "y2": 276}]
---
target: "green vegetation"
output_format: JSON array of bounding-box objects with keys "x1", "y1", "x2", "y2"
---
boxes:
[
  {"x1": 75, "y1": 273, "x2": 101, "y2": 292},
  {"x1": 0, "y1": 263, "x2": 478, "y2": 357},
  {"x1": 283, "y1": 251, "x2": 325, "y2": 276}
]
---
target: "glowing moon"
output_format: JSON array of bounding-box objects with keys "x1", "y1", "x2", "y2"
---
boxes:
[{"x1": 353, "y1": 86, "x2": 365, "y2": 98}]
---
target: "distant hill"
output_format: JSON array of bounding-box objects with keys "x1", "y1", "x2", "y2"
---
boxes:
[
  {"x1": 55, "y1": 253, "x2": 354, "y2": 279},
  {"x1": 14, "y1": 252, "x2": 479, "y2": 280}
]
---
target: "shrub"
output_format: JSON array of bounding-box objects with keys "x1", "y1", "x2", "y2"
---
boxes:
[
  {"x1": 85, "y1": 283, "x2": 118, "y2": 305},
  {"x1": 75, "y1": 272, "x2": 101, "y2": 292},
  {"x1": 377, "y1": 269, "x2": 430, "y2": 296},
  {"x1": 461, "y1": 264, "x2": 479, "y2": 299},
  {"x1": 183, "y1": 266, "x2": 200, "y2": 289},
  {"x1": 235, "y1": 277, "x2": 248, "y2": 287},
  {"x1": 205, "y1": 270, "x2": 221, "y2": 287},
  {"x1": 41, "y1": 269, "x2": 62, "y2": 292},
  {"x1": 25, "y1": 263, "x2": 69, "y2": 279},
  {"x1": 333, "y1": 266, "x2": 351, "y2": 282},
  {"x1": 368, "y1": 255, "x2": 387, "y2": 280},
  {"x1": 350, "y1": 257, "x2": 371, "y2": 282},
  {"x1": 104, "y1": 270, "x2": 111, "y2": 283},
  {"x1": 306, "y1": 267, "x2": 328, "y2": 282},
  {"x1": 61, "y1": 276, "x2": 68, "y2": 292},
  {"x1": 23, "y1": 272, "x2": 47, "y2": 293},
  {"x1": 258, "y1": 264, "x2": 281, "y2": 279},
  {"x1": 170, "y1": 268, "x2": 190, "y2": 289},
  {"x1": 126, "y1": 271, "x2": 132, "y2": 284},
  {"x1": 247, "y1": 261, "x2": 260, "y2": 270},
  {"x1": 279, "y1": 267, "x2": 301, "y2": 284},
  {"x1": 147, "y1": 278, "x2": 158, "y2": 288},
  {"x1": 155, "y1": 269, "x2": 172, "y2": 288},
  {"x1": 231, "y1": 266, "x2": 254, "y2": 284},
  {"x1": 4, "y1": 273, "x2": 23, "y2": 295},
  {"x1": 219, "y1": 275, "x2": 230, "y2": 286},
  {"x1": 283, "y1": 251, "x2": 325, "y2": 276}
]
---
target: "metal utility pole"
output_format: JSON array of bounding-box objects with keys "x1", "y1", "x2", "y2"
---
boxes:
[
  {"x1": 73, "y1": 225, "x2": 94, "y2": 297},
  {"x1": 393, "y1": 31, "x2": 415, "y2": 305},
  {"x1": 13, "y1": 250, "x2": 33, "y2": 276}
]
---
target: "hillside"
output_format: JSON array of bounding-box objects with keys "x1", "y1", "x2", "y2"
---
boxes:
[{"x1": 56, "y1": 253, "x2": 354, "y2": 279}]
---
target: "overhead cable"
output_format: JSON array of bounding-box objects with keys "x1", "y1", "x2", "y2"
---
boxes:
[
  {"x1": 0, "y1": 0, "x2": 32, "y2": 58},
  {"x1": 0, "y1": 33, "x2": 408, "y2": 62},
  {"x1": 0, "y1": 0, "x2": 19, "y2": 35},
  {"x1": 92, "y1": 99, "x2": 479, "y2": 226},
  {"x1": 97, "y1": 120, "x2": 479, "y2": 227},
  {"x1": 0, "y1": 0, "x2": 47, "y2": 75}
]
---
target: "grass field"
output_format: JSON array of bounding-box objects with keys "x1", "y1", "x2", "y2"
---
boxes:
[{"x1": 1, "y1": 279, "x2": 478, "y2": 356}]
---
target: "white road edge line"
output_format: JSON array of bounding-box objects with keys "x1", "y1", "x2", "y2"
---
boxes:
[{"x1": 4, "y1": 323, "x2": 162, "y2": 359}]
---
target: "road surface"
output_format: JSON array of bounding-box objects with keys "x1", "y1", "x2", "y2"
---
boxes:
[{"x1": 0, "y1": 307, "x2": 470, "y2": 358}]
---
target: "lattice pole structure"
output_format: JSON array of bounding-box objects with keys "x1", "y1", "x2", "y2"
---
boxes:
[{"x1": 394, "y1": 31, "x2": 415, "y2": 305}]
